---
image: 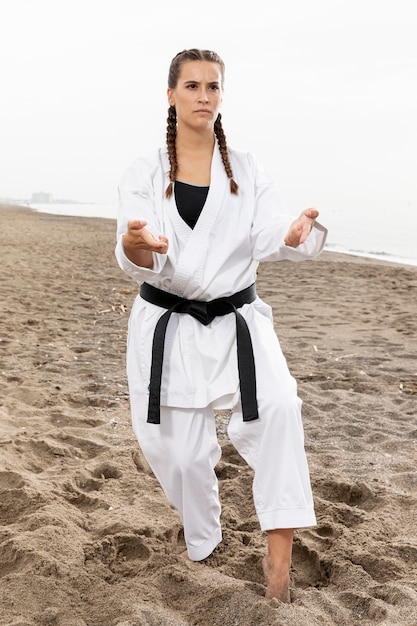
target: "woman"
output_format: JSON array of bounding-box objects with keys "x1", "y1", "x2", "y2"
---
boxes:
[{"x1": 115, "y1": 48, "x2": 327, "y2": 602}]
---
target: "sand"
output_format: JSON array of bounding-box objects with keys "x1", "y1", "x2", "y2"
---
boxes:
[{"x1": 1, "y1": 205, "x2": 416, "y2": 626}]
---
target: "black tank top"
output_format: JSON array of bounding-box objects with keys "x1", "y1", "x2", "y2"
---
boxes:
[{"x1": 174, "y1": 180, "x2": 209, "y2": 229}]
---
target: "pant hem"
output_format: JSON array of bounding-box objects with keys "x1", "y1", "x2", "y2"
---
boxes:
[
  {"x1": 187, "y1": 527, "x2": 223, "y2": 561},
  {"x1": 258, "y1": 507, "x2": 316, "y2": 531}
]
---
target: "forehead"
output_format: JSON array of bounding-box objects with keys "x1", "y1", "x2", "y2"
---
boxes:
[{"x1": 177, "y1": 60, "x2": 223, "y2": 84}]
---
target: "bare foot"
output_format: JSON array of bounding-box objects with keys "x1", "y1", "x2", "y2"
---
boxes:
[
  {"x1": 180, "y1": 550, "x2": 193, "y2": 562},
  {"x1": 262, "y1": 556, "x2": 291, "y2": 603}
]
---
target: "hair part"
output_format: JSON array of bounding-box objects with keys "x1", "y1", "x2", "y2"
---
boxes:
[{"x1": 165, "y1": 48, "x2": 238, "y2": 198}]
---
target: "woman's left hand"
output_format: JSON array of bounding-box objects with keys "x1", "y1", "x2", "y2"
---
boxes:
[{"x1": 284, "y1": 208, "x2": 319, "y2": 248}]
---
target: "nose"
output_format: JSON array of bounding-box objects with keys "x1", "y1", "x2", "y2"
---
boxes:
[{"x1": 198, "y1": 89, "x2": 209, "y2": 103}]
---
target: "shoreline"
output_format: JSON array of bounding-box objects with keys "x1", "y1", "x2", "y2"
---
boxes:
[
  {"x1": 1, "y1": 205, "x2": 417, "y2": 625},
  {"x1": 3, "y1": 203, "x2": 417, "y2": 269}
]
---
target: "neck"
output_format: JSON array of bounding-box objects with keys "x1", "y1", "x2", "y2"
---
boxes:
[
  {"x1": 174, "y1": 126, "x2": 215, "y2": 186},
  {"x1": 176, "y1": 127, "x2": 215, "y2": 153}
]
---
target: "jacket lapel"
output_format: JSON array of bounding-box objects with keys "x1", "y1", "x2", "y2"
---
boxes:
[{"x1": 161, "y1": 143, "x2": 228, "y2": 296}]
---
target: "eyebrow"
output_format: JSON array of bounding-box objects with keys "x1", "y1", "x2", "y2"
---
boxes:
[{"x1": 183, "y1": 80, "x2": 221, "y2": 86}]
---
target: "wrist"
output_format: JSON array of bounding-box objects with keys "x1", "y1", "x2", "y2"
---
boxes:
[{"x1": 122, "y1": 239, "x2": 153, "y2": 269}]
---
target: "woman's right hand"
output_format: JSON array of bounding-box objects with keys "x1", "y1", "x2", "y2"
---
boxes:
[{"x1": 122, "y1": 220, "x2": 169, "y2": 268}]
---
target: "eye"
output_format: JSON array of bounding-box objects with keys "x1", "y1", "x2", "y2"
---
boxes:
[
  {"x1": 186, "y1": 83, "x2": 198, "y2": 89},
  {"x1": 209, "y1": 84, "x2": 220, "y2": 91}
]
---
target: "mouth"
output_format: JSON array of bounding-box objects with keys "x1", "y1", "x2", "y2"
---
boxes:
[{"x1": 195, "y1": 109, "x2": 211, "y2": 114}]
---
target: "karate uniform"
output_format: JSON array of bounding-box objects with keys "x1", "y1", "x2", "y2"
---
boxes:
[{"x1": 115, "y1": 142, "x2": 327, "y2": 561}]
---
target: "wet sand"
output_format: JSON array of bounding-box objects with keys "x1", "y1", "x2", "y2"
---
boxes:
[{"x1": 1, "y1": 205, "x2": 416, "y2": 625}]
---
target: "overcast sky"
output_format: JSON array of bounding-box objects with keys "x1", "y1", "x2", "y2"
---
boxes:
[{"x1": 1, "y1": 0, "x2": 416, "y2": 232}]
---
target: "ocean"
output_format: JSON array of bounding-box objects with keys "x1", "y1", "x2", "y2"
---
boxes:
[{"x1": 28, "y1": 201, "x2": 417, "y2": 268}]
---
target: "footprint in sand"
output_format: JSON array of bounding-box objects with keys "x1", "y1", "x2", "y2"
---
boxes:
[
  {"x1": 338, "y1": 590, "x2": 389, "y2": 622},
  {"x1": 73, "y1": 461, "x2": 124, "y2": 493},
  {"x1": 0, "y1": 471, "x2": 41, "y2": 525},
  {"x1": 84, "y1": 533, "x2": 152, "y2": 580},
  {"x1": 314, "y1": 478, "x2": 381, "y2": 512}
]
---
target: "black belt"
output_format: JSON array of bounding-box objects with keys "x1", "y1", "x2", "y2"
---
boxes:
[{"x1": 140, "y1": 282, "x2": 259, "y2": 424}]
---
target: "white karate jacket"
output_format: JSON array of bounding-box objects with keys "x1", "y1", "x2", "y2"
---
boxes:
[{"x1": 116, "y1": 143, "x2": 327, "y2": 411}]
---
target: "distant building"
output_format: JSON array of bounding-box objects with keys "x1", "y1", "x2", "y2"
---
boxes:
[{"x1": 31, "y1": 192, "x2": 53, "y2": 204}]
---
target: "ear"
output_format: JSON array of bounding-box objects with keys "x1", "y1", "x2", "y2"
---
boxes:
[{"x1": 167, "y1": 88, "x2": 175, "y2": 107}]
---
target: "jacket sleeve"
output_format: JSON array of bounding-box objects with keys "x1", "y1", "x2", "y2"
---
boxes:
[
  {"x1": 249, "y1": 154, "x2": 327, "y2": 262},
  {"x1": 115, "y1": 156, "x2": 168, "y2": 282}
]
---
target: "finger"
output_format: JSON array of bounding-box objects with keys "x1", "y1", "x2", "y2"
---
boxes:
[
  {"x1": 139, "y1": 230, "x2": 169, "y2": 251},
  {"x1": 303, "y1": 208, "x2": 319, "y2": 219},
  {"x1": 140, "y1": 229, "x2": 162, "y2": 247},
  {"x1": 157, "y1": 236, "x2": 168, "y2": 251}
]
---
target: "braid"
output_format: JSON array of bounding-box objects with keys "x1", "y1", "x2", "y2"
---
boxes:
[
  {"x1": 165, "y1": 105, "x2": 177, "y2": 198},
  {"x1": 214, "y1": 114, "x2": 238, "y2": 195}
]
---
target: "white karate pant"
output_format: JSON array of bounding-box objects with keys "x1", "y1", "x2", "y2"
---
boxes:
[{"x1": 131, "y1": 369, "x2": 316, "y2": 561}]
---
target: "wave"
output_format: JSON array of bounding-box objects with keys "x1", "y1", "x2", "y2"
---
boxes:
[{"x1": 325, "y1": 243, "x2": 417, "y2": 268}]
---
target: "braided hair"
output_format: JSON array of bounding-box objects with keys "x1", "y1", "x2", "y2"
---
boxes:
[{"x1": 165, "y1": 48, "x2": 238, "y2": 198}]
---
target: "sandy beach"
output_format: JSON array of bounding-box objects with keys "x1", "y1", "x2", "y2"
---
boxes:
[{"x1": 1, "y1": 205, "x2": 416, "y2": 626}]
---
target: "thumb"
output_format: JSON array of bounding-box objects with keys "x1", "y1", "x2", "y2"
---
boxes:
[{"x1": 129, "y1": 219, "x2": 147, "y2": 231}]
